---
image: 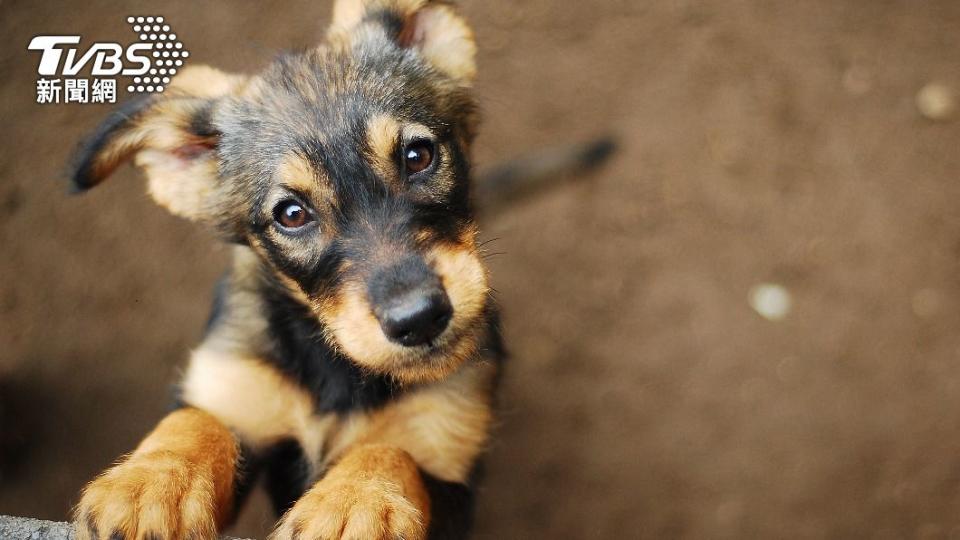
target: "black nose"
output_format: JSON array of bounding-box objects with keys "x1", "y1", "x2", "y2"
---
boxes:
[
  {"x1": 368, "y1": 257, "x2": 453, "y2": 347},
  {"x1": 378, "y1": 288, "x2": 453, "y2": 347}
]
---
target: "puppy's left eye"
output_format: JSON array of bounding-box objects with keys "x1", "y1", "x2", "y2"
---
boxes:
[
  {"x1": 273, "y1": 200, "x2": 313, "y2": 230},
  {"x1": 403, "y1": 140, "x2": 435, "y2": 175}
]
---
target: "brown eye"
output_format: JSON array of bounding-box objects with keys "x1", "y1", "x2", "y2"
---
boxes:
[
  {"x1": 403, "y1": 140, "x2": 435, "y2": 175},
  {"x1": 273, "y1": 200, "x2": 312, "y2": 230}
]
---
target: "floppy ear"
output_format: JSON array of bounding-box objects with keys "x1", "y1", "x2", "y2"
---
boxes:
[
  {"x1": 328, "y1": 0, "x2": 477, "y2": 84},
  {"x1": 69, "y1": 65, "x2": 247, "y2": 222}
]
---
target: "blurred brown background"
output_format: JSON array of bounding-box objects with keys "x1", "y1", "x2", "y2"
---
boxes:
[{"x1": 2, "y1": 0, "x2": 960, "y2": 538}]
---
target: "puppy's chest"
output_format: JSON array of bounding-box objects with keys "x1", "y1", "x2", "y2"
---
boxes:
[
  {"x1": 181, "y1": 348, "x2": 388, "y2": 457},
  {"x1": 181, "y1": 348, "x2": 496, "y2": 484},
  {"x1": 264, "y1": 403, "x2": 382, "y2": 476}
]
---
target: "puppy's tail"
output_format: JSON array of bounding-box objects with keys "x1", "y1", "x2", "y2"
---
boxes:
[{"x1": 474, "y1": 136, "x2": 617, "y2": 213}]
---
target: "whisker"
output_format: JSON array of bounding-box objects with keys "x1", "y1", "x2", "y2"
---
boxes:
[
  {"x1": 481, "y1": 252, "x2": 506, "y2": 260},
  {"x1": 477, "y1": 237, "x2": 501, "y2": 249}
]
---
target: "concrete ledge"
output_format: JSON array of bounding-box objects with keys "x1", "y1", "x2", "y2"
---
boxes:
[
  {"x1": 0, "y1": 516, "x2": 248, "y2": 540},
  {"x1": 0, "y1": 516, "x2": 74, "y2": 540}
]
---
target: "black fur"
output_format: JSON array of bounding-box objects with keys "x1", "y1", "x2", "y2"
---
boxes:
[
  {"x1": 232, "y1": 443, "x2": 265, "y2": 519},
  {"x1": 422, "y1": 470, "x2": 478, "y2": 540},
  {"x1": 260, "y1": 275, "x2": 400, "y2": 413},
  {"x1": 187, "y1": 101, "x2": 220, "y2": 139},
  {"x1": 261, "y1": 439, "x2": 314, "y2": 516}
]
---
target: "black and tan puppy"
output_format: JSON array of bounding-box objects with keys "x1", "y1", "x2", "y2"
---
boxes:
[{"x1": 70, "y1": 1, "x2": 500, "y2": 538}]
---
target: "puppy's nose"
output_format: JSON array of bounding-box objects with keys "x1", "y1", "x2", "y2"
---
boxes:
[
  {"x1": 378, "y1": 288, "x2": 452, "y2": 347},
  {"x1": 368, "y1": 257, "x2": 453, "y2": 347}
]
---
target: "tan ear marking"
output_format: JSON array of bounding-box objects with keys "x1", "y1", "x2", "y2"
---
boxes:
[
  {"x1": 330, "y1": 0, "x2": 429, "y2": 34},
  {"x1": 407, "y1": 4, "x2": 477, "y2": 83},
  {"x1": 166, "y1": 65, "x2": 249, "y2": 99},
  {"x1": 327, "y1": 0, "x2": 476, "y2": 84},
  {"x1": 70, "y1": 96, "x2": 157, "y2": 191},
  {"x1": 69, "y1": 65, "x2": 249, "y2": 222}
]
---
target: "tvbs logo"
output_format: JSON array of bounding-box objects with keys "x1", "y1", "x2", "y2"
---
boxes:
[{"x1": 28, "y1": 16, "x2": 189, "y2": 105}]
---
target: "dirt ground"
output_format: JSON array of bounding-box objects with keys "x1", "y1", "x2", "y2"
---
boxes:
[{"x1": 2, "y1": 0, "x2": 960, "y2": 538}]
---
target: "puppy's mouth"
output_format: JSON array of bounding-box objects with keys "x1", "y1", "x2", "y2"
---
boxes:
[
  {"x1": 388, "y1": 314, "x2": 471, "y2": 360},
  {"x1": 388, "y1": 317, "x2": 485, "y2": 381},
  {"x1": 321, "y1": 285, "x2": 486, "y2": 384},
  {"x1": 335, "y1": 315, "x2": 479, "y2": 384},
  {"x1": 319, "y1": 244, "x2": 490, "y2": 383}
]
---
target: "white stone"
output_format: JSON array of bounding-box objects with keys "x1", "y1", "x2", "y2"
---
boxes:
[
  {"x1": 748, "y1": 283, "x2": 792, "y2": 321},
  {"x1": 916, "y1": 83, "x2": 955, "y2": 121}
]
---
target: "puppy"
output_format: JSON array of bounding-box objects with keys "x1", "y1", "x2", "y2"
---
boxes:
[{"x1": 70, "y1": 1, "x2": 500, "y2": 538}]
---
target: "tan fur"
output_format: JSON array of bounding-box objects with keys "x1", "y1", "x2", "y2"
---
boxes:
[
  {"x1": 329, "y1": 0, "x2": 367, "y2": 34},
  {"x1": 403, "y1": 4, "x2": 477, "y2": 83},
  {"x1": 91, "y1": 65, "x2": 244, "y2": 165},
  {"x1": 323, "y1": 282, "x2": 398, "y2": 372},
  {"x1": 183, "y1": 304, "x2": 494, "y2": 483},
  {"x1": 138, "y1": 145, "x2": 219, "y2": 221},
  {"x1": 180, "y1": 348, "x2": 334, "y2": 465},
  {"x1": 365, "y1": 113, "x2": 402, "y2": 185},
  {"x1": 329, "y1": 0, "x2": 428, "y2": 36},
  {"x1": 329, "y1": 0, "x2": 475, "y2": 84},
  {"x1": 276, "y1": 153, "x2": 321, "y2": 195},
  {"x1": 402, "y1": 122, "x2": 434, "y2": 142},
  {"x1": 73, "y1": 408, "x2": 238, "y2": 540},
  {"x1": 89, "y1": 66, "x2": 248, "y2": 220},
  {"x1": 245, "y1": 236, "x2": 326, "y2": 308},
  {"x1": 166, "y1": 65, "x2": 249, "y2": 99},
  {"x1": 328, "y1": 360, "x2": 496, "y2": 483},
  {"x1": 272, "y1": 444, "x2": 429, "y2": 540},
  {"x1": 198, "y1": 246, "x2": 276, "y2": 355},
  {"x1": 322, "y1": 240, "x2": 487, "y2": 383},
  {"x1": 428, "y1": 240, "x2": 488, "y2": 338},
  {"x1": 274, "y1": 154, "x2": 339, "y2": 234}
]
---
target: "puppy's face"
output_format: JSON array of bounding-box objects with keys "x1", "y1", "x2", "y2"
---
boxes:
[{"x1": 70, "y1": 0, "x2": 488, "y2": 383}]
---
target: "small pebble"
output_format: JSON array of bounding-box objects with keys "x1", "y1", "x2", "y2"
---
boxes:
[
  {"x1": 748, "y1": 283, "x2": 792, "y2": 321},
  {"x1": 916, "y1": 83, "x2": 956, "y2": 121}
]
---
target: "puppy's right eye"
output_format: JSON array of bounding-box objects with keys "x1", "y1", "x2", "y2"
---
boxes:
[
  {"x1": 273, "y1": 200, "x2": 313, "y2": 230},
  {"x1": 403, "y1": 140, "x2": 436, "y2": 176}
]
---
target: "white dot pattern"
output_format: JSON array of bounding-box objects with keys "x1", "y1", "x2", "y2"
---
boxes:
[{"x1": 125, "y1": 15, "x2": 190, "y2": 94}]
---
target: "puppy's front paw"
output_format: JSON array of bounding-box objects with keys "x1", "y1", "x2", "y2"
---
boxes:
[
  {"x1": 272, "y1": 445, "x2": 429, "y2": 540},
  {"x1": 272, "y1": 476, "x2": 424, "y2": 540},
  {"x1": 73, "y1": 451, "x2": 219, "y2": 540}
]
